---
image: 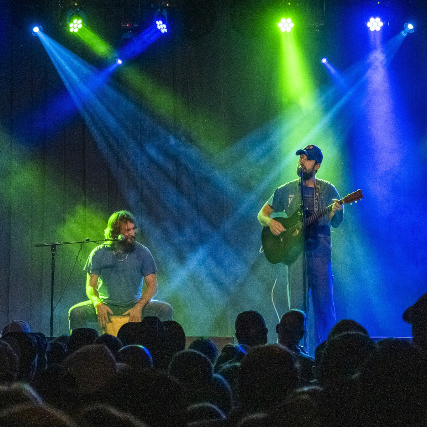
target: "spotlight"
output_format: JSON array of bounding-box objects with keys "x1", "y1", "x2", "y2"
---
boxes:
[
  {"x1": 32, "y1": 26, "x2": 42, "y2": 36},
  {"x1": 278, "y1": 18, "x2": 294, "y2": 33},
  {"x1": 67, "y1": 9, "x2": 86, "y2": 33},
  {"x1": 367, "y1": 17, "x2": 383, "y2": 31},
  {"x1": 69, "y1": 18, "x2": 83, "y2": 32},
  {"x1": 155, "y1": 10, "x2": 168, "y2": 33},
  {"x1": 402, "y1": 22, "x2": 415, "y2": 36},
  {"x1": 321, "y1": 57, "x2": 328, "y2": 64}
]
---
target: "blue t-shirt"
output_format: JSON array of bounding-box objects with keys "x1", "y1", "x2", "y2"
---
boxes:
[{"x1": 84, "y1": 242, "x2": 157, "y2": 306}]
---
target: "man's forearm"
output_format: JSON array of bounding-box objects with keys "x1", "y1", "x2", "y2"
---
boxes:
[
  {"x1": 86, "y1": 274, "x2": 102, "y2": 307},
  {"x1": 331, "y1": 209, "x2": 344, "y2": 228},
  {"x1": 134, "y1": 294, "x2": 152, "y2": 311},
  {"x1": 134, "y1": 274, "x2": 157, "y2": 310},
  {"x1": 258, "y1": 203, "x2": 274, "y2": 228},
  {"x1": 258, "y1": 212, "x2": 272, "y2": 227},
  {"x1": 87, "y1": 287, "x2": 102, "y2": 307}
]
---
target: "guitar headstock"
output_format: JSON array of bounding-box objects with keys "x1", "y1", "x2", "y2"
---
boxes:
[{"x1": 341, "y1": 189, "x2": 363, "y2": 204}]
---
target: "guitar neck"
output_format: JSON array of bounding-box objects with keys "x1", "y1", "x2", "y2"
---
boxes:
[
  {"x1": 288, "y1": 200, "x2": 342, "y2": 233},
  {"x1": 305, "y1": 202, "x2": 337, "y2": 226}
]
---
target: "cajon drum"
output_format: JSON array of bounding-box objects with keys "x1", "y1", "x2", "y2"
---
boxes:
[{"x1": 104, "y1": 315, "x2": 130, "y2": 336}]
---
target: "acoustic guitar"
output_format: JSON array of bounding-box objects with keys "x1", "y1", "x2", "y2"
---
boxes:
[{"x1": 261, "y1": 189, "x2": 363, "y2": 265}]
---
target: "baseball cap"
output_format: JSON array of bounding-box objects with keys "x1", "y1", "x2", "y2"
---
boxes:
[{"x1": 296, "y1": 145, "x2": 323, "y2": 164}]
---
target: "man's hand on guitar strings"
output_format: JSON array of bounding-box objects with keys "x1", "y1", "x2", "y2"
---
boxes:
[{"x1": 269, "y1": 218, "x2": 286, "y2": 236}]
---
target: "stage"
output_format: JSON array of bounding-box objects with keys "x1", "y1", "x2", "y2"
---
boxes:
[{"x1": 1, "y1": 0, "x2": 426, "y2": 342}]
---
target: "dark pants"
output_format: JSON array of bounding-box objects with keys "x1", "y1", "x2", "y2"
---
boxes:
[{"x1": 68, "y1": 300, "x2": 173, "y2": 334}]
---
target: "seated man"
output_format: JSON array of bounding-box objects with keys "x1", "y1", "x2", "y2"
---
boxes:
[
  {"x1": 235, "y1": 310, "x2": 268, "y2": 350},
  {"x1": 68, "y1": 210, "x2": 172, "y2": 334},
  {"x1": 276, "y1": 309, "x2": 314, "y2": 383},
  {"x1": 215, "y1": 310, "x2": 268, "y2": 370}
]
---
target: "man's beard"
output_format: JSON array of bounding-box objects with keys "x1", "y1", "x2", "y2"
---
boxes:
[
  {"x1": 297, "y1": 166, "x2": 315, "y2": 180},
  {"x1": 118, "y1": 237, "x2": 136, "y2": 252}
]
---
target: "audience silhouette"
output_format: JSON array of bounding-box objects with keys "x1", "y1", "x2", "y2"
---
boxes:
[{"x1": 0, "y1": 298, "x2": 425, "y2": 426}]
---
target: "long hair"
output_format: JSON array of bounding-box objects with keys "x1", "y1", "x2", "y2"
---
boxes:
[{"x1": 104, "y1": 211, "x2": 136, "y2": 240}]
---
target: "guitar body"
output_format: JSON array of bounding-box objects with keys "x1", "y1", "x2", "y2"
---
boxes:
[
  {"x1": 261, "y1": 211, "x2": 303, "y2": 265},
  {"x1": 261, "y1": 189, "x2": 363, "y2": 265}
]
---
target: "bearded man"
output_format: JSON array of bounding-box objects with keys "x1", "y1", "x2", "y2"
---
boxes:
[
  {"x1": 69, "y1": 210, "x2": 172, "y2": 333},
  {"x1": 258, "y1": 145, "x2": 343, "y2": 346}
]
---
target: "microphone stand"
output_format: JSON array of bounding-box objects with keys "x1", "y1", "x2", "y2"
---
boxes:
[
  {"x1": 299, "y1": 170, "x2": 309, "y2": 350},
  {"x1": 34, "y1": 237, "x2": 121, "y2": 337}
]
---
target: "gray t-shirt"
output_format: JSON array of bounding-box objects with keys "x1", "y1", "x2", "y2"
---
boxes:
[
  {"x1": 267, "y1": 178, "x2": 343, "y2": 238},
  {"x1": 84, "y1": 242, "x2": 157, "y2": 306}
]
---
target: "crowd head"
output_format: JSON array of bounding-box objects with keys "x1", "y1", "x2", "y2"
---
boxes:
[{"x1": 0, "y1": 294, "x2": 425, "y2": 426}]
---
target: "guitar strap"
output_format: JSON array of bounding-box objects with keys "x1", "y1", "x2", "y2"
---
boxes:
[
  {"x1": 314, "y1": 179, "x2": 320, "y2": 213},
  {"x1": 298, "y1": 179, "x2": 320, "y2": 214}
]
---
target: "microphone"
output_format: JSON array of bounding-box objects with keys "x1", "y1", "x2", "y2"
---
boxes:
[{"x1": 106, "y1": 234, "x2": 125, "y2": 242}]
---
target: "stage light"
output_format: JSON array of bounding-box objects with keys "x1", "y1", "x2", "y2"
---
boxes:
[
  {"x1": 155, "y1": 10, "x2": 168, "y2": 33},
  {"x1": 405, "y1": 23, "x2": 414, "y2": 32},
  {"x1": 67, "y1": 9, "x2": 86, "y2": 33},
  {"x1": 321, "y1": 58, "x2": 328, "y2": 64},
  {"x1": 367, "y1": 17, "x2": 383, "y2": 31},
  {"x1": 278, "y1": 18, "x2": 294, "y2": 32},
  {"x1": 69, "y1": 18, "x2": 83, "y2": 32},
  {"x1": 32, "y1": 26, "x2": 42, "y2": 36},
  {"x1": 402, "y1": 22, "x2": 415, "y2": 36}
]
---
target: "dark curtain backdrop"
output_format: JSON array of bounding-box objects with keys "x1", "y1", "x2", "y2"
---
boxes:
[{"x1": 1, "y1": 0, "x2": 426, "y2": 340}]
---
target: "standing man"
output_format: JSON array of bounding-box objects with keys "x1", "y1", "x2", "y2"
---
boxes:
[
  {"x1": 69, "y1": 210, "x2": 173, "y2": 333},
  {"x1": 258, "y1": 145, "x2": 343, "y2": 346}
]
